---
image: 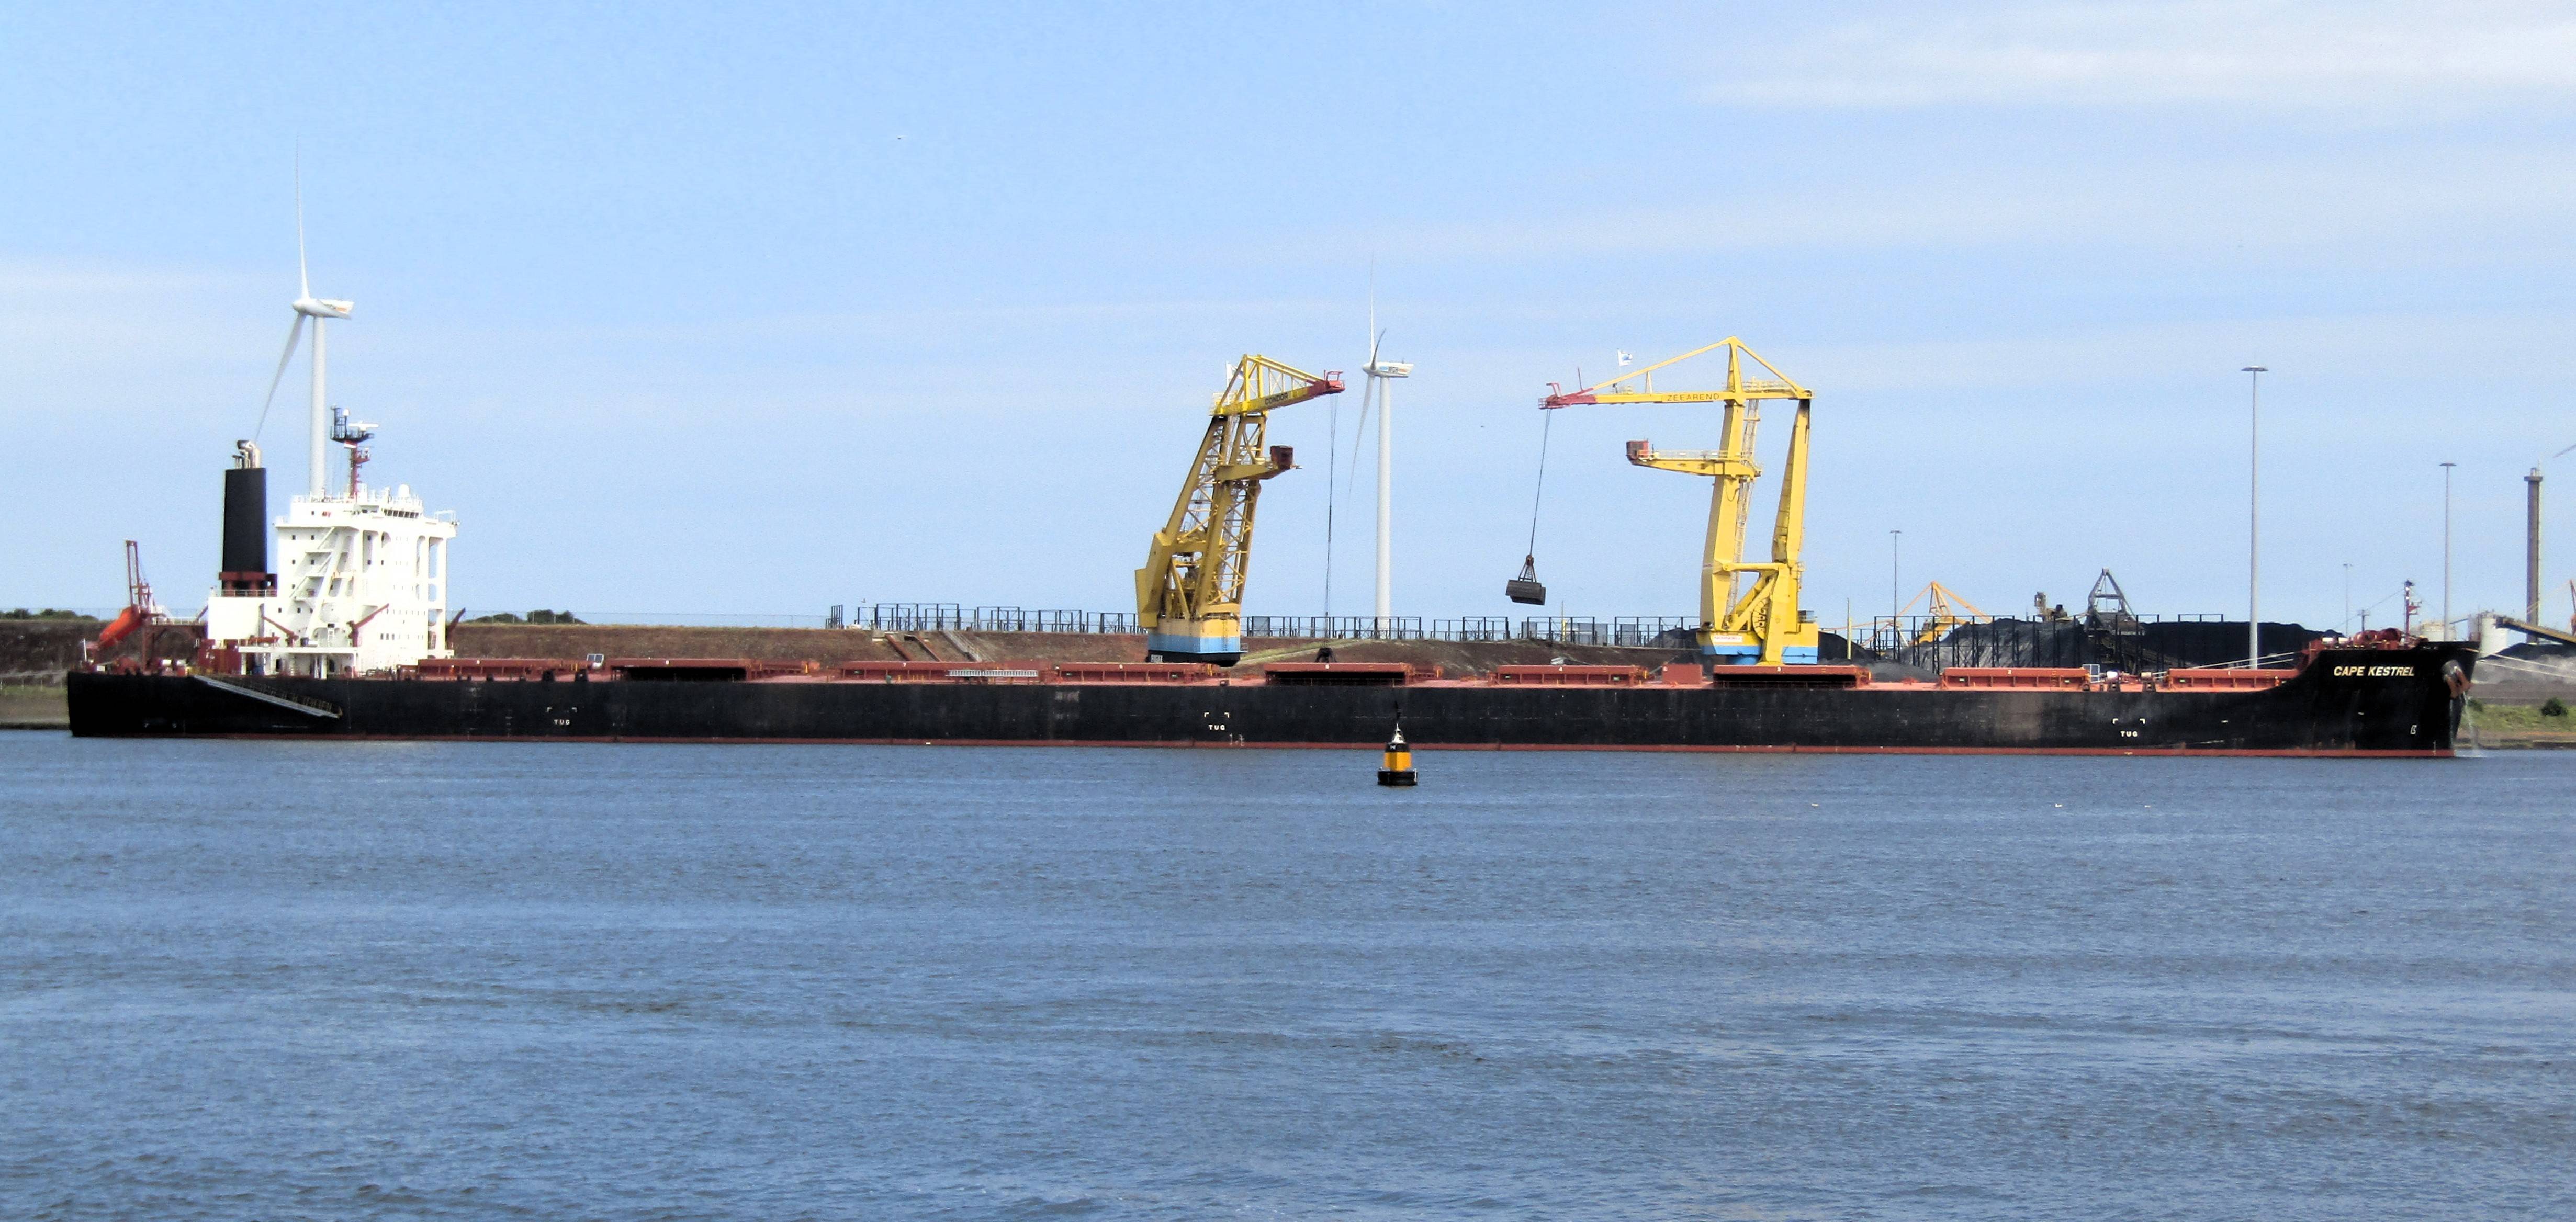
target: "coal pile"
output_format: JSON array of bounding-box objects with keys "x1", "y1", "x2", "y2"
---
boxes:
[{"x1": 1828, "y1": 618, "x2": 2328, "y2": 673}]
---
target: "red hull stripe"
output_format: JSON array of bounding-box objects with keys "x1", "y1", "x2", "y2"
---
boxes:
[{"x1": 145, "y1": 733, "x2": 2454, "y2": 758}]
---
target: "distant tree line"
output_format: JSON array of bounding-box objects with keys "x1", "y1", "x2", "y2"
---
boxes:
[
  {"x1": 2, "y1": 609, "x2": 99, "y2": 621},
  {"x1": 465, "y1": 610, "x2": 586, "y2": 625}
]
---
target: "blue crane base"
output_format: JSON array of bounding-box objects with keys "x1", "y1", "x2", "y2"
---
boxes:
[
  {"x1": 1145, "y1": 631, "x2": 1243, "y2": 666},
  {"x1": 1704, "y1": 644, "x2": 1820, "y2": 665}
]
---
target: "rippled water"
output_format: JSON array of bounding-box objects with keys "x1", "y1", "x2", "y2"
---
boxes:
[{"x1": 4, "y1": 733, "x2": 2571, "y2": 1219}]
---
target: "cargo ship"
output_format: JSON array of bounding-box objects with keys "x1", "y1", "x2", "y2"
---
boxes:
[
  {"x1": 70, "y1": 422, "x2": 2473, "y2": 756},
  {"x1": 62, "y1": 273, "x2": 2477, "y2": 754},
  {"x1": 70, "y1": 644, "x2": 2473, "y2": 754},
  {"x1": 69, "y1": 437, "x2": 2476, "y2": 756}
]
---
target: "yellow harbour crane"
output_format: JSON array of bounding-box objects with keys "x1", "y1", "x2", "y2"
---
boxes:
[
  {"x1": 1137, "y1": 354, "x2": 1344, "y2": 664},
  {"x1": 1543, "y1": 338, "x2": 1818, "y2": 665}
]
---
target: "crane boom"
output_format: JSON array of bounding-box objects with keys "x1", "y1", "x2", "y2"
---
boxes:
[
  {"x1": 94, "y1": 540, "x2": 165, "y2": 655},
  {"x1": 1544, "y1": 337, "x2": 1819, "y2": 666},
  {"x1": 1136, "y1": 354, "x2": 1343, "y2": 665}
]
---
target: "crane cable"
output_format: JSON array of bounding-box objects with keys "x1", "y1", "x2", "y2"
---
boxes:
[
  {"x1": 1323, "y1": 386, "x2": 1339, "y2": 617},
  {"x1": 1519, "y1": 407, "x2": 1554, "y2": 580}
]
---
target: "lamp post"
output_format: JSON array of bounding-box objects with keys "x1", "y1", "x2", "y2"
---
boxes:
[
  {"x1": 2440, "y1": 461, "x2": 2456, "y2": 640},
  {"x1": 1889, "y1": 529, "x2": 1903, "y2": 649},
  {"x1": 2243, "y1": 366, "x2": 2266, "y2": 665}
]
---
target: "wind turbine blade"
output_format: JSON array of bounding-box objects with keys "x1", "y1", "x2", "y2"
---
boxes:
[
  {"x1": 295, "y1": 157, "x2": 310, "y2": 299},
  {"x1": 254, "y1": 314, "x2": 307, "y2": 439}
]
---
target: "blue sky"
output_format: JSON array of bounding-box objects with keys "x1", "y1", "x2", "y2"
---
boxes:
[{"x1": 7, "y1": 2, "x2": 2574, "y2": 631}]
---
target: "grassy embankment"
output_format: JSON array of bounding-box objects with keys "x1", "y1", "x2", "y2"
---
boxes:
[
  {"x1": 2461, "y1": 699, "x2": 2576, "y2": 749},
  {"x1": 1, "y1": 684, "x2": 67, "y2": 729}
]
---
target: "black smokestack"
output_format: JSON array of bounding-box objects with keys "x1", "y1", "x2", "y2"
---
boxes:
[{"x1": 221, "y1": 441, "x2": 273, "y2": 594}]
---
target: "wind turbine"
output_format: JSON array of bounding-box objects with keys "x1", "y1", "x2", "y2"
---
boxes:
[
  {"x1": 256, "y1": 168, "x2": 355, "y2": 499},
  {"x1": 1358, "y1": 306, "x2": 1411, "y2": 623}
]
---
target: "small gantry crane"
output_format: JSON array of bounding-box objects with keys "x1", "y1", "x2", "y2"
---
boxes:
[
  {"x1": 1899, "y1": 581, "x2": 1994, "y2": 647},
  {"x1": 1543, "y1": 338, "x2": 1818, "y2": 665},
  {"x1": 1136, "y1": 354, "x2": 1343, "y2": 664}
]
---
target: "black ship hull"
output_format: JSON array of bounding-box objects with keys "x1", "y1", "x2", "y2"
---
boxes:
[{"x1": 66, "y1": 647, "x2": 2473, "y2": 756}]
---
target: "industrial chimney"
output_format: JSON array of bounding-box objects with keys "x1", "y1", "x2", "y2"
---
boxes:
[{"x1": 221, "y1": 440, "x2": 275, "y2": 595}]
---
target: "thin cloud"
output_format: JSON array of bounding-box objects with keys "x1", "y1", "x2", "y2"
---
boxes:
[
  {"x1": 1702, "y1": 3, "x2": 2576, "y2": 110},
  {"x1": 0, "y1": 259, "x2": 248, "y2": 295},
  {"x1": 0, "y1": 261, "x2": 265, "y2": 384},
  {"x1": 1332, "y1": 148, "x2": 2576, "y2": 262}
]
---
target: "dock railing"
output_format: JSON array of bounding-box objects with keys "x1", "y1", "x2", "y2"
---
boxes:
[{"x1": 525, "y1": 605, "x2": 2264, "y2": 664}]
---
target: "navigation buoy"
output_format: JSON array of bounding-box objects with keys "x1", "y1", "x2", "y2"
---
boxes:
[{"x1": 1378, "y1": 725, "x2": 1416, "y2": 786}]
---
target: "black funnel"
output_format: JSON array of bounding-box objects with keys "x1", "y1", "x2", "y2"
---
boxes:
[{"x1": 221, "y1": 442, "x2": 273, "y2": 594}]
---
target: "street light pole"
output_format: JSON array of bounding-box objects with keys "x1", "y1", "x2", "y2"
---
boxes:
[
  {"x1": 2243, "y1": 366, "x2": 2266, "y2": 665},
  {"x1": 2441, "y1": 461, "x2": 2456, "y2": 639},
  {"x1": 1889, "y1": 529, "x2": 1903, "y2": 646}
]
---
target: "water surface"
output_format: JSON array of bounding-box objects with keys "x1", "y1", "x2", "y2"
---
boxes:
[{"x1": 5, "y1": 736, "x2": 2571, "y2": 1219}]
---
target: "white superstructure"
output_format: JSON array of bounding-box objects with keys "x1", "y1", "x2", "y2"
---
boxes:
[
  {"x1": 207, "y1": 480, "x2": 457, "y2": 678},
  {"x1": 201, "y1": 189, "x2": 459, "y2": 678}
]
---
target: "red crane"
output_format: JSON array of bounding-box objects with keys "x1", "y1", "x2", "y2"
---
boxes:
[{"x1": 93, "y1": 540, "x2": 161, "y2": 654}]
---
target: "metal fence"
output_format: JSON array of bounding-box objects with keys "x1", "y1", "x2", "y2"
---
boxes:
[
  {"x1": 825, "y1": 604, "x2": 1142, "y2": 635},
  {"x1": 1245, "y1": 616, "x2": 1431, "y2": 640},
  {"x1": 557, "y1": 605, "x2": 2273, "y2": 663},
  {"x1": 1242, "y1": 615, "x2": 1702, "y2": 646},
  {"x1": 1440, "y1": 617, "x2": 1517, "y2": 642},
  {"x1": 821, "y1": 606, "x2": 1708, "y2": 644},
  {"x1": 1831, "y1": 614, "x2": 2277, "y2": 672},
  {"x1": 1841, "y1": 618, "x2": 2096, "y2": 671},
  {"x1": 558, "y1": 611, "x2": 823, "y2": 628}
]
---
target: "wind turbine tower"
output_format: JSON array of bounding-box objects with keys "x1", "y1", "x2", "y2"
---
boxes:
[
  {"x1": 256, "y1": 174, "x2": 355, "y2": 497},
  {"x1": 1361, "y1": 332, "x2": 1411, "y2": 621}
]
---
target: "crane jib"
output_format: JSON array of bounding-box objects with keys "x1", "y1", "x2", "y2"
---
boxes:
[
  {"x1": 1137, "y1": 354, "x2": 1343, "y2": 666},
  {"x1": 1533, "y1": 337, "x2": 1819, "y2": 667}
]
